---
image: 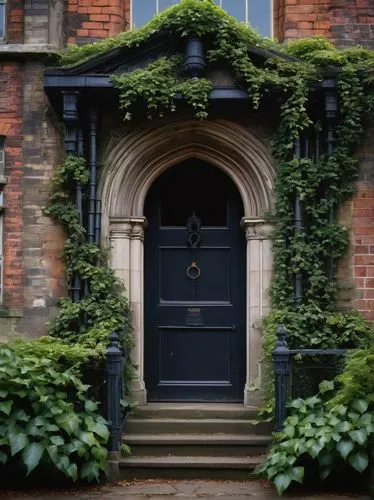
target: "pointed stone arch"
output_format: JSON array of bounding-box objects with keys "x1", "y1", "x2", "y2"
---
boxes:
[{"x1": 99, "y1": 118, "x2": 275, "y2": 405}]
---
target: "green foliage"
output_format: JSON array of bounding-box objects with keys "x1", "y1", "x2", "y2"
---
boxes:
[
  {"x1": 44, "y1": 154, "x2": 133, "y2": 357},
  {"x1": 0, "y1": 153, "x2": 133, "y2": 483},
  {"x1": 59, "y1": 0, "x2": 272, "y2": 67},
  {"x1": 332, "y1": 344, "x2": 374, "y2": 406},
  {"x1": 260, "y1": 309, "x2": 374, "y2": 416},
  {"x1": 0, "y1": 341, "x2": 108, "y2": 482},
  {"x1": 111, "y1": 56, "x2": 213, "y2": 120},
  {"x1": 256, "y1": 383, "x2": 374, "y2": 495}
]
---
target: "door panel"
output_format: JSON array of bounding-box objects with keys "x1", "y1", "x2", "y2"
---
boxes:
[{"x1": 144, "y1": 159, "x2": 245, "y2": 401}]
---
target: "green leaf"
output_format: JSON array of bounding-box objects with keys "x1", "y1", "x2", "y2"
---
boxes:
[
  {"x1": 92, "y1": 422, "x2": 109, "y2": 441},
  {"x1": 310, "y1": 442, "x2": 323, "y2": 459},
  {"x1": 348, "y1": 450, "x2": 369, "y2": 473},
  {"x1": 0, "y1": 450, "x2": 8, "y2": 464},
  {"x1": 66, "y1": 463, "x2": 78, "y2": 481},
  {"x1": 336, "y1": 439, "x2": 354, "y2": 459},
  {"x1": 22, "y1": 442, "x2": 44, "y2": 475},
  {"x1": 0, "y1": 400, "x2": 13, "y2": 415},
  {"x1": 91, "y1": 446, "x2": 107, "y2": 462},
  {"x1": 349, "y1": 429, "x2": 367, "y2": 446},
  {"x1": 46, "y1": 444, "x2": 58, "y2": 465},
  {"x1": 8, "y1": 430, "x2": 28, "y2": 456},
  {"x1": 320, "y1": 466, "x2": 332, "y2": 480},
  {"x1": 56, "y1": 455, "x2": 70, "y2": 474},
  {"x1": 50, "y1": 435, "x2": 65, "y2": 446},
  {"x1": 84, "y1": 400, "x2": 98, "y2": 412},
  {"x1": 319, "y1": 379, "x2": 334, "y2": 393},
  {"x1": 0, "y1": 390, "x2": 8, "y2": 398},
  {"x1": 351, "y1": 399, "x2": 369, "y2": 414},
  {"x1": 289, "y1": 466, "x2": 304, "y2": 484},
  {"x1": 80, "y1": 460, "x2": 100, "y2": 481},
  {"x1": 78, "y1": 431, "x2": 98, "y2": 447},
  {"x1": 274, "y1": 472, "x2": 293, "y2": 495}
]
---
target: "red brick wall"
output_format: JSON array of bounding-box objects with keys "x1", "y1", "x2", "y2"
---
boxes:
[
  {"x1": 275, "y1": 0, "x2": 374, "y2": 320},
  {"x1": 0, "y1": 63, "x2": 23, "y2": 309},
  {"x1": 7, "y1": 0, "x2": 24, "y2": 43},
  {"x1": 65, "y1": 0, "x2": 130, "y2": 45},
  {"x1": 275, "y1": 0, "x2": 374, "y2": 47},
  {"x1": 274, "y1": 0, "x2": 332, "y2": 41},
  {"x1": 353, "y1": 184, "x2": 374, "y2": 320}
]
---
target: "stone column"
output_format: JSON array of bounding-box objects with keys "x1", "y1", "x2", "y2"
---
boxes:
[
  {"x1": 109, "y1": 216, "x2": 147, "y2": 404},
  {"x1": 241, "y1": 218, "x2": 274, "y2": 406}
]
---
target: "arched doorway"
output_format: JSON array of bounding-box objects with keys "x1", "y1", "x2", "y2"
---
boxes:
[
  {"x1": 144, "y1": 159, "x2": 246, "y2": 401},
  {"x1": 101, "y1": 118, "x2": 275, "y2": 405}
]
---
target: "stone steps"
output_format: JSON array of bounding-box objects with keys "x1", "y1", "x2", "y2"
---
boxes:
[
  {"x1": 125, "y1": 417, "x2": 268, "y2": 435},
  {"x1": 118, "y1": 455, "x2": 264, "y2": 480},
  {"x1": 124, "y1": 433, "x2": 270, "y2": 457},
  {"x1": 120, "y1": 403, "x2": 271, "y2": 479}
]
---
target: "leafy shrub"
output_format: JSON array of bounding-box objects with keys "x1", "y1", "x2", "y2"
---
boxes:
[
  {"x1": 256, "y1": 383, "x2": 374, "y2": 495},
  {"x1": 259, "y1": 309, "x2": 373, "y2": 416},
  {"x1": 332, "y1": 344, "x2": 374, "y2": 406},
  {"x1": 0, "y1": 340, "x2": 108, "y2": 482}
]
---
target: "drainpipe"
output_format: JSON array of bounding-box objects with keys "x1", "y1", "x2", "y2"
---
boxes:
[
  {"x1": 323, "y1": 75, "x2": 338, "y2": 281},
  {"x1": 62, "y1": 91, "x2": 82, "y2": 302},
  {"x1": 294, "y1": 137, "x2": 303, "y2": 305},
  {"x1": 183, "y1": 37, "x2": 206, "y2": 78},
  {"x1": 88, "y1": 109, "x2": 98, "y2": 245}
]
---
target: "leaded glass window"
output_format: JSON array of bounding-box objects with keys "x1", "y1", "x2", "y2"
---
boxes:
[
  {"x1": 131, "y1": 0, "x2": 272, "y2": 37},
  {"x1": 0, "y1": 0, "x2": 6, "y2": 41}
]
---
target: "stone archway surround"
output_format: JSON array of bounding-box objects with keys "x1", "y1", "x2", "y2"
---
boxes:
[{"x1": 100, "y1": 118, "x2": 275, "y2": 405}]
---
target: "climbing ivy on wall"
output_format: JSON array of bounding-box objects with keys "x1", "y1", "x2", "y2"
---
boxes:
[
  {"x1": 44, "y1": 154, "x2": 133, "y2": 357},
  {"x1": 58, "y1": 0, "x2": 374, "y2": 350}
]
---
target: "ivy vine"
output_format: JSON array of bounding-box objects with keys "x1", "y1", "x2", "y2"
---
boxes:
[
  {"x1": 44, "y1": 154, "x2": 133, "y2": 358},
  {"x1": 56, "y1": 1, "x2": 374, "y2": 404}
]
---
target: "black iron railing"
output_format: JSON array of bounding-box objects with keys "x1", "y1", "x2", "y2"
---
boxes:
[
  {"x1": 105, "y1": 331, "x2": 127, "y2": 453},
  {"x1": 273, "y1": 324, "x2": 347, "y2": 432}
]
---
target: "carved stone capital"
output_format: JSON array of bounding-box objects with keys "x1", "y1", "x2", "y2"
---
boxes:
[
  {"x1": 109, "y1": 217, "x2": 147, "y2": 241},
  {"x1": 241, "y1": 217, "x2": 274, "y2": 241}
]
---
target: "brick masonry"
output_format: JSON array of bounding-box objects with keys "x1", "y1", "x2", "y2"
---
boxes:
[
  {"x1": 274, "y1": 0, "x2": 374, "y2": 47},
  {"x1": 275, "y1": 0, "x2": 374, "y2": 319},
  {"x1": 7, "y1": 0, "x2": 24, "y2": 43},
  {"x1": 65, "y1": 0, "x2": 130, "y2": 44}
]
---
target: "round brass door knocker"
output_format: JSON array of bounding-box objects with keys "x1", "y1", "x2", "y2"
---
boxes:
[{"x1": 187, "y1": 261, "x2": 201, "y2": 280}]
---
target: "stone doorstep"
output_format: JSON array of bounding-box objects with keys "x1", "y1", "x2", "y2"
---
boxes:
[
  {"x1": 131, "y1": 403, "x2": 260, "y2": 420},
  {"x1": 119, "y1": 455, "x2": 264, "y2": 469},
  {"x1": 124, "y1": 434, "x2": 270, "y2": 445},
  {"x1": 124, "y1": 418, "x2": 269, "y2": 435}
]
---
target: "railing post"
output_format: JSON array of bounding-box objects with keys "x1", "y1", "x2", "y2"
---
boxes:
[
  {"x1": 273, "y1": 324, "x2": 290, "y2": 433},
  {"x1": 106, "y1": 331, "x2": 123, "y2": 454}
]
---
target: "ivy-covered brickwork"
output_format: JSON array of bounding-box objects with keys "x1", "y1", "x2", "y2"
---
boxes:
[{"x1": 60, "y1": 0, "x2": 374, "y2": 373}]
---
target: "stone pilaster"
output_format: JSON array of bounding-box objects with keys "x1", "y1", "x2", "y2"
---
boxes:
[
  {"x1": 109, "y1": 216, "x2": 147, "y2": 404},
  {"x1": 241, "y1": 218, "x2": 274, "y2": 406}
]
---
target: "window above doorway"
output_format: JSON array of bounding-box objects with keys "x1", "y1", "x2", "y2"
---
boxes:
[
  {"x1": 131, "y1": 0, "x2": 272, "y2": 38},
  {"x1": 0, "y1": 0, "x2": 6, "y2": 41}
]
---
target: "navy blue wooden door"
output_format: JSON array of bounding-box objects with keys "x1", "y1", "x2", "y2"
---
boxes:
[{"x1": 144, "y1": 160, "x2": 245, "y2": 401}]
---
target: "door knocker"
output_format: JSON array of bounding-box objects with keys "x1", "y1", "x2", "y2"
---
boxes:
[{"x1": 187, "y1": 261, "x2": 201, "y2": 280}]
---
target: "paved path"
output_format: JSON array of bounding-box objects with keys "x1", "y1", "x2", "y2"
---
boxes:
[{"x1": 0, "y1": 480, "x2": 370, "y2": 500}]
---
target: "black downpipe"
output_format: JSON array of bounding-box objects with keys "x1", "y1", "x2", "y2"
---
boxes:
[
  {"x1": 323, "y1": 77, "x2": 338, "y2": 280},
  {"x1": 62, "y1": 91, "x2": 81, "y2": 302},
  {"x1": 88, "y1": 109, "x2": 98, "y2": 245},
  {"x1": 95, "y1": 200, "x2": 101, "y2": 246},
  {"x1": 294, "y1": 137, "x2": 303, "y2": 305}
]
